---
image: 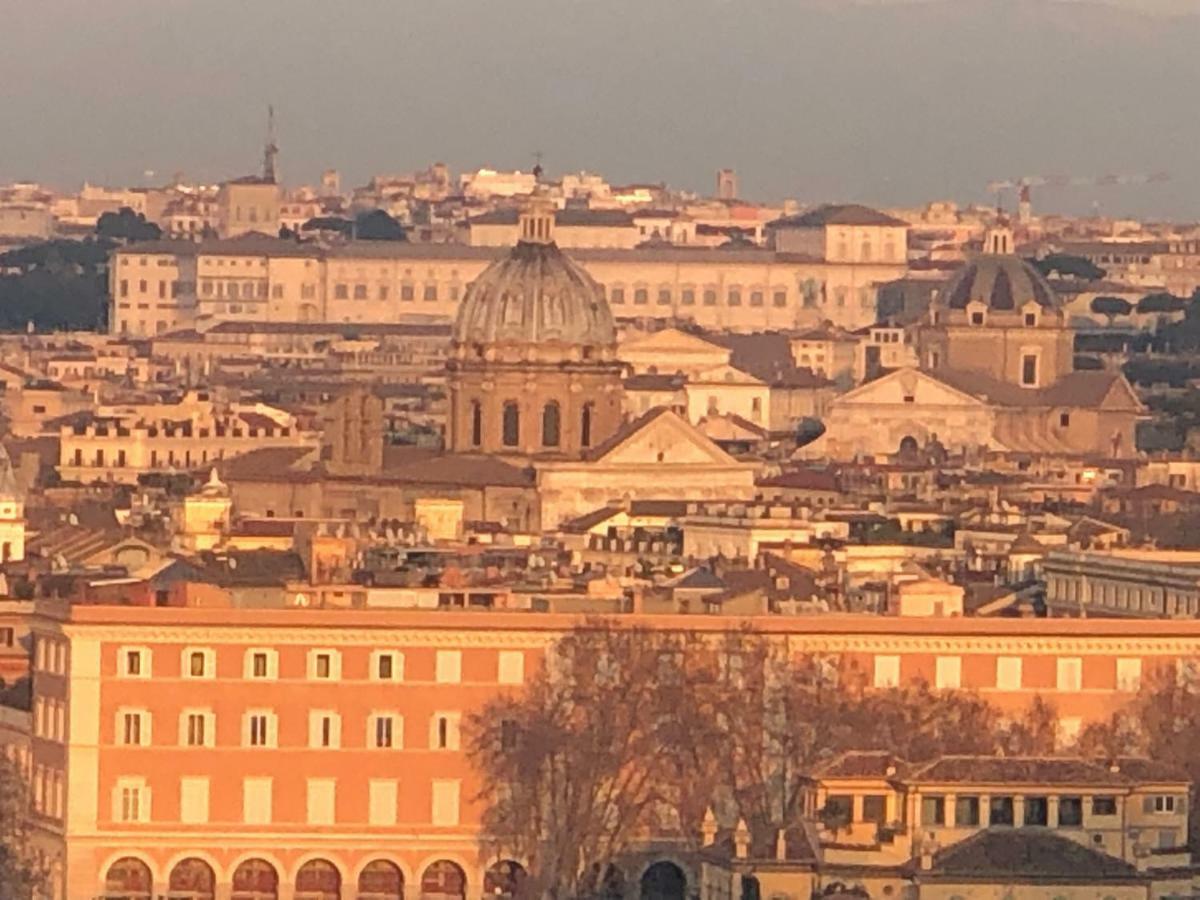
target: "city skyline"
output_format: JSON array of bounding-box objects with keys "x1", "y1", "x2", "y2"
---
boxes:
[{"x1": 1, "y1": 0, "x2": 1195, "y2": 218}]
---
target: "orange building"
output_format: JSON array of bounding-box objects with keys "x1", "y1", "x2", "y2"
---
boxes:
[{"x1": 12, "y1": 604, "x2": 1200, "y2": 899}]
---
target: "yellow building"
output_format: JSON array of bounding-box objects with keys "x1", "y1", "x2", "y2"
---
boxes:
[{"x1": 216, "y1": 177, "x2": 281, "y2": 239}]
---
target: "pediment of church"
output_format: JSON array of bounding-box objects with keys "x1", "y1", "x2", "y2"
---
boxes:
[
  {"x1": 589, "y1": 408, "x2": 740, "y2": 467},
  {"x1": 690, "y1": 363, "x2": 766, "y2": 386},
  {"x1": 619, "y1": 328, "x2": 731, "y2": 371},
  {"x1": 835, "y1": 367, "x2": 988, "y2": 409}
]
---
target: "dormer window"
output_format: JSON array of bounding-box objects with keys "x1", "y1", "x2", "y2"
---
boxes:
[
  {"x1": 971, "y1": 312, "x2": 985, "y2": 325},
  {"x1": 1025, "y1": 312, "x2": 1037, "y2": 327}
]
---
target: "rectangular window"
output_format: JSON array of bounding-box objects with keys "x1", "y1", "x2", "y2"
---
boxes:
[
  {"x1": 183, "y1": 711, "x2": 210, "y2": 747},
  {"x1": 996, "y1": 656, "x2": 1022, "y2": 690},
  {"x1": 243, "y1": 777, "x2": 272, "y2": 825},
  {"x1": 1024, "y1": 795, "x2": 1049, "y2": 826},
  {"x1": 121, "y1": 648, "x2": 149, "y2": 678},
  {"x1": 309, "y1": 649, "x2": 341, "y2": 680},
  {"x1": 120, "y1": 711, "x2": 146, "y2": 746},
  {"x1": 498, "y1": 651, "x2": 525, "y2": 685},
  {"x1": 772, "y1": 291, "x2": 787, "y2": 308},
  {"x1": 873, "y1": 655, "x2": 900, "y2": 688},
  {"x1": 921, "y1": 795, "x2": 945, "y2": 826},
  {"x1": 245, "y1": 711, "x2": 275, "y2": 748},
  {"x1": 334, "y1": 284, "x2": 348, "y2": 300},
  {"x1": 307, "y1": 778, "x2": 336, "y2": 825},
  {"x1": 185, "y1": 649, "x2": 210, "y2": 678},
  {"x1": 1059, "y1": 412, "x2": 1070, "y2": 428},
  {"x1": 989, "y1": 795, "x2": 1015, "y2": 826},
  {"x1": 861, "y1": 794, "x2": 887, "y2": 824},
  {"x1": 657, "y1": 288, "x2": 671, "y2": 306},
  {"x1": 432, "y1": 779, "x2": 460, "y2": 826},
  {"x1": 749, "y1": 290, "x2": 764, "y2": 307},
  {"x1": 1153, "y1": 795, "x2": 1177, "y2": 814},
  {"x1": 634, "y1": 288, "x2": 648, "y2": 305},
  {"x1": 400, "y1": 284, "x2": 414, "y2": 301},
  {"x1": 424, "y1": 284, "x2": 438, "y2": 302},
  {"x1": 353, "y1": 284, "x2": 368, "y2": 300},
  {"x1": 246, "y1": 649, "x2": 277, "y2": 680},
  {"x1": 1021, "y1": 354, "x2": 1038, "y2": 386},
  {"x1": 115, "y1": 778, "x2": 148, "y2": 823},
  {"x1": 374, "y1": 714, "x2": 397, "y2": 748},
  {"x1": 1059, "y1": 795, "x2": 1083, "y2": 827},
  {"x1": 436, "y1": 650, "x2": 462, "y2": 684},
  {"x1": 373, "y1": 651, "x2": 403, "y2": 681},
  {"x1": 309, "y1": 711, "x2": 341, "y2": 749},
  {"x1": 432, "y1": 713, "x2": 461, "y2": 751},
  {"x1": 1092, "y1": 796, "x2": 1118, "y2": 816},
  {"x1": 955, "y1": 795, "x2": 980, "y2": 826},
  {"x1": 728, "y1": 289, "x2": 742, "y2": 306},
  {"x1": 935, "y1": 656, "x2": 961, "y2": 690},
  {"x1": 1056, "y1": 657, "x2": 1082, "y2": 692},
  {"x1": 610, "y1": 287, "x2": 625, "y2": 305},
  {"x1": 180, "y1": 777, "x2": 209, "y2": 824},
  {"x1": 703, "y1": 289, "x2": 717, "y2": 306},
  {"x1": 681, "y1": 289, "x2": 695, "y2": 306},
  {"x1": 1116, "y1": 658, "x2": 1141, "y2": 692},
  {"x1": 369, "y1": 779, "x2": 399, "y2": 826}
]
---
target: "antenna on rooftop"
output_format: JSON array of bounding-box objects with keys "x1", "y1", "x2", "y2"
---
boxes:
[{"x1": 263, "y1": 104, "x2": 279, "y2": 184}]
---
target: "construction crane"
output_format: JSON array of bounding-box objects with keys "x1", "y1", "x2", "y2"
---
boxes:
[{"x1": 986, "y1": 172, "x2": 1170, "y2": 219}]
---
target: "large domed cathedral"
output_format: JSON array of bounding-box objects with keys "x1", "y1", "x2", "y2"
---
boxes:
[
  {"x1": 812, "y1": 224, "x2": 1145, "y2": 460},
  {"x1": 446, "y1": 197, "x2": 625, "y2": 459}
]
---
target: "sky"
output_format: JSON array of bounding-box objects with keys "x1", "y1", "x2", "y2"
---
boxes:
[{"x1": 1, "y1": 0, "x2": 1198, "y2": 219}]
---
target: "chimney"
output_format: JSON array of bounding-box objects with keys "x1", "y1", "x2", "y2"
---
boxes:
[
  {"x1": 775, "y1": 828, "x2": 787, "y2": 861},
  {"x1": 734, "y1": 817, "x2": 750, "y2": 859},
  {"x1": 701, "y1": 807, "x2": 718, "y2": 847}
]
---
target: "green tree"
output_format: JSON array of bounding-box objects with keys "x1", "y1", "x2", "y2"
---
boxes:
[
  {"x1": 1090, "y1": 295, "x2": 1133, "y2": 326},
  {"x1": 1030, "y1": 253, "x2": 1106, "y2": 281},
  {"x1": 354, "y1": 209, "x2": 407, "y2": 241},
  {"x1": 0, "y1": 755, "x2": 44, "y2": 899},
  {"x1": 1137, "y1": 292, "x2": 1188, "y2": 314},
  {"x1": 95, "y1": 207, "x2": 161, "y2": 242}
]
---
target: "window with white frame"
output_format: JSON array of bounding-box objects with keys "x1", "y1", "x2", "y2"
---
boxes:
[
  {"x1": 873, "y1": 655, "x2": 900, "y2": 689},
  {"x1": 308, "y1": 711, "x2": 342, "y2": 749},
  {"x1": 243, "y1": 710, "x2": 277, "y2": 748},
  {"x1": 1153, "y1": 795, "x2": 1178, "y2": 814},
  {"x1": 119, "y1": 646, "x2": 151, "y2": 678},
  {"x1": 180, "y1": 709, "x2": 215, "y2": 748},
  {"x1": 114, "y1": 777, "x2": 150, "y2": 823},
  {"x1": 372, "y1": 650, "x2": 404, "y2": 681},
  {"x1": 435, "y1": 650, "x2": 462, "y2": 684},
  {"x1": 243, "y1": 776, "x2": 272, "y2": 824},
  {"x1": 308, "y1": 648, "x2": 342, "y2": 681},
  {"x1": 371, "y1": 713, "x2": 403, "y2": 749},
  {"x1": 118, "y1": 708, "x2": 150, "y2": 746},
  {"x1": 369, "y1": 779, "x2": 398, "y2": 826},
  {"x1": 996, "y1": 656, "x2": 1023, "y2": 690},
  {"x1": 307, "y1": 778, "x2": 336, "y2": 825},
  {"x1": 431, "y1": 712, "x2": 461, "y2": 751},
  {"x1": 935, "y1": 656, "x2": 962, "y2": 690},
  {"x1": 181, "y1": 647, "x2": 215, "y2": 679},
  {"x1": 179, "y1": 776, "x2": 210, "y2": 824},
  {"x1": 431, "y1": 779, "x2": 460, "y2": 826},
  {"x1": 244, "y1": 648, "x2": 279, "y2": 680},
  {"x1": 1116, "y1": 658, "x2": 1142, "y2": 692},
  {"x1": 1057, "y1": 657, "x2": 1083, "y2": 692},
  {"x1": 498, "y1": 650, "x2": 525, "y2": 685}
]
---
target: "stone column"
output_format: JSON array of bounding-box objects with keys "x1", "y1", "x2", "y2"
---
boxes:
[
  {"x1": 1013, "y1": 795, "x2": 1025, "y2": 827},
  {"x1": 980, "y1": 793, "x2": 991, "y2": 826},
  {"x1": 1048, "y1": 795, "x2": 1060, "y2": 828},
  {"x1": 944, "y1": 792, "x2": 957, "y2": 828}
]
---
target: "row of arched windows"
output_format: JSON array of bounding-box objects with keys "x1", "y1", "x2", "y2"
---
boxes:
[
  {"x1": 471, "y1": 401, "x2": 594, "y2": 450},
  {"x1": 103, "y1": 855, "x2": 526, "y2": 900}
]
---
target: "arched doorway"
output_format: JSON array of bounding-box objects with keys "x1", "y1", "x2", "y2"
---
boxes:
[
  {"x1": 104, "y1": 857, "x2": 153, "y2": 899},
  {"x1": 357, "y1": 859, "x2": 404, "y2": 900},
  {"x1": 640, "y1": 861, "x2": 686, "y2": 900},
  {"x1": 168, "y1": 858, "x2": 216, "y2": 899},
  {"x1": 231, "y1": 859, "x2": 279, "y2": 900},
  {"x1": 484, "y1": 860, "x2": 527, "y2": 899},
  {"x1": 420, "y1": 860, "x2": 466, "y2": 900},
  {"x1": 296, "y1": 859, "x2": 342, "y2": 900}
]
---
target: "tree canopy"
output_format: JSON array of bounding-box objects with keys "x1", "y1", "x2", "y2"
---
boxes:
[
  {"x1": 1029, "y1": 253, "x2": 1106, "y2": 281},
  {"x1": 94, "y1": 207, "x2": 161, "y2": 243},
  {"x1": 354, "y1": 209, "x2": 407, "y2": 241},
  {"x1": 1137, "y1": 291, "x2": 1189, "y2": 314},
  {"x1": 1089, "y1": 295, "x2": 1133, "y2": 324},
  {"x1": 0, "y1": 755, "x2": 45, "y2": 898}
]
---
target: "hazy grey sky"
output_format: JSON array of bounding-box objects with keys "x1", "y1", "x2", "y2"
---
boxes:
[{"x1": 2, "y1": 0, "x2": 1197, "y2": 218}]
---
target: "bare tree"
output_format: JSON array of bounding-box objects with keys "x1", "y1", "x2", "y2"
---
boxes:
[
  {"x1": 994, "y1": 695, "x2": 1060, "y2": 756},
  {"x1": 0, "y1": 755, "x2": 43, "y2": 900}
]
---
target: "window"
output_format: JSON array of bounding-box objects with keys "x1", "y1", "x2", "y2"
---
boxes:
[
  {"x1": 989, "y1": 795, "x2": 1015, "y2": 826},
  {"x1": 862, "y1": 794, "x2": 887, "y2": 825},
  {"x1": 1056, "y1": 657, "x2": 1082, "y2": 692},
  {"x1": 581, "y1": 403, "x2": 594, "y2": 448},
  {"x1": 308, "y1": 649, "x2": 341, "y2": 680},
  {"x1": 1021, "y1": 353, "x2": 1038, "y2": 387},
  {"x1": 182, "y1": 647, "x2": 214, "y2": 679},
  {"x1": 681, "y1": 288, "x2": 695, "y2": 306},
  {"x1": 432, "y1": 779, "x2": 460, "y2": 826},
  {"x1": 1116, "y1": 658, "x2": 1141, "y2": 692},
  {"x1": 373, "y1": 651, "x2": 403, "y2": 682},
  {"x1": 470, "y1": 401, "x2": 482, "y2": 447},
  {"x1": 120, "y1": 647, "x2": 150, "y2": 678},
  {"x1": 921, "y1": 795, "x2": 945, "y2": 826},
  {"x1": 873, "y1": 655, "x2": 900, "y2": 688},
  {"x1": 180, "y1": 777, "x2": 210, "y2": 824},
  {"x1": 243, "y1": 777, "x2": 272, "y2": 824},
  {"x1": 970, "y1": 311, "x2": 984, "y2": 325},
  {"x1": 657, "y1": 288, "x2": 672, "y2": 306},
  {"x1": 244, "y1": 649, "x2": 278, "y2": 680},
  {"x1": 1024, "y1": 795, "x2": 1049, "y2": 826},
  {"x1": 728, "y1": 288, "x2": 742, "y2": 306},
  {"x1": 1151, "y1": 795, "x2": 1178, "y2": 814},
  {"x1": 823, "y1": 794, "x2": 852, "y2": 828},
  {"x1": 610, "y1": 287, "x2": 625, "y2": 305},
  {"x1": 1059, "y1": 796, "x2": 1083, "y2": 827},
  {"x1": 119, "y1": 709, "x2": 149, "y2": 746},
  {"x1": 334, "y1": 283, "x2": 348, "y2": 300},
  {"x1": 180, "y1": 709, "x2": 214, "y2": 748},
  {"x1": 955, "y1": 795, "x2": 980, "y2": 826},
  {"x1": 1092, "y1": 796, "x2": 1118, "y2": 816},
  {"x1": 372, "y1": 713, "x2": 402, "y2": 749},
  {"x1": 307, "y1": 778, "x2": 336, "y2": 825},
  {"x1": 244, "y1": 710, "x2": 277, "y2": 748},
  {"x1": 1025, "y1": 312, "x2": 1037, "y2": 326},
  {"x1": 432, "y1": 713, "x2": 461, "y2": 750},
  {"x1": 634, "y1": 288, "x2": 648, "y2": 305},
  {"x1": 542, "y1": 402, "x2": 561, "y2": 447},
  {"x1": 1059, "y1": 412, "x2": 1070, "y2": 428},
  {"x1": 935, "y1": 656, "x2": 961, "y2": 690},
  {"x1": 424, "y1": 284, "x2": 438, "y2": 302},
  {"x1": 772, "y1": 290, "x2": 787, "y2": 308},
  {"x1": 309, "y1": 711, "x2": 342, "y2": 749},
  {"x1": 502, "y1": 402, "x2": 520, "y2": 447},
  {"x1": 996, "y1": 656, "x2": 1022, "y2": 690},
  {"x1": 498, "y1": 651, "x2": 525, "y2": 685},
  {"x1": 352, "y1": 284, "x2": 367, "y2": 300},
  {"x1": 114, "y1": 777, "x2": 149, "y2": 823},
  {"x1": 436, "y1": 650, "x2": 462, "y2": 684},
  {"x1": 369, "y1": 779, "x2": 399, "y2": 826},
  {"x1": 703, "y1": 288, "x2": 717, "y2": 306},
  {"x1": 400, "y1": 283, "x2": 415, "y2": 301}
]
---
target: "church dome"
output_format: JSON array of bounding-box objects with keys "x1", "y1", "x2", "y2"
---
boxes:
[
  {"x1": 941, "y1": 253, "x2": 1060, "y2": 312},
  {"x1": 452, "y1": 201, "x2": 616, "y2": 351}
]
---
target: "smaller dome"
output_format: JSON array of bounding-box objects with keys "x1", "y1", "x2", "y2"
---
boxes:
[{"x1": 942, "y1": 254, "x2": 1060, "y2": 312}]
